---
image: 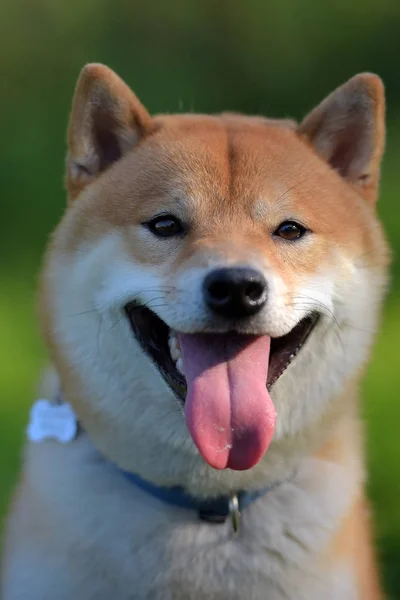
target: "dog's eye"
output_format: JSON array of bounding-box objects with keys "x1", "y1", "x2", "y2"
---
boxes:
[
  {"x1": 145, "y1": 215, "x2": 184, "y2": 238},
  {"x1": 274, "y1": 221, "x2": 307, "y2": 241}
]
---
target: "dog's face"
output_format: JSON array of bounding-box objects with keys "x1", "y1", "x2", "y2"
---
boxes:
[{"x1": 40, "y1": 65, "x2": 389, "y2": 494}]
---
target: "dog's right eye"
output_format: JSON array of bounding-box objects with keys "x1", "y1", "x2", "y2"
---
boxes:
[{"x1": 145, "y1": 215, "x2": 184, "y2": 238}]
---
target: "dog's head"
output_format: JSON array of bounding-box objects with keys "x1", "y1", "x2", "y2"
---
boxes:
[{"x1": 40, "y1": 65, "x2": 389, "y2": 495}]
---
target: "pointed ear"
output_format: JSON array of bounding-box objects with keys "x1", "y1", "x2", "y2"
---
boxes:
[
  {"x1": 298, "y1": 73, "x2": 385, "y2": 205},
  {"x1": 66, "y1": 64, "x2": 153, "y2": 199}
]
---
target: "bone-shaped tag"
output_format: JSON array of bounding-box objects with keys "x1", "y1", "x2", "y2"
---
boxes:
[{"x1": 27, "y1": 399, "x2": 77, "y2": 443}]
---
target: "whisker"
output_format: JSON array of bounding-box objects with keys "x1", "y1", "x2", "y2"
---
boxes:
[
  {"x1": 141, "y1": 303, "x2": 169, "y2": 311},
  {"x1": 288, "y1": 294, "x2": 345, "y2": 351},
  {"x1": 273, "y1": 176, "x2": 312, "y2": 207},
  {"x1": 340, "y1": 322, "x2": 378, "y2": 335},
  {"x1": 140, "y1": 296, "x2": 169, "y2": 308},
  {"x1": 106, "y1": 315, "x2": 124, "y2": 335},
  {"x1": 66, "y1": 288, "x2": 174, "y2": 320},
  {"x1": 138, "y1": 286, "x2": 176, "y2": 292},
  {"x1": 291, "y1": 296, "x2": 340, "y2": 326},
  {"x1": 66, "y1": 308, "x2": 97, "y2": 318}
]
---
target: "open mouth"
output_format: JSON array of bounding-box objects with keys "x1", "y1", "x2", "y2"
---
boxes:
[
  {"x1": 125, "y1": 303, "x2": 318, "y2": 471},
  {"x1": 125, "y1": 304, "x2": 318, "y2": 399}
]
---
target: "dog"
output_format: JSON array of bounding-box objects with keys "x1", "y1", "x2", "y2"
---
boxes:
[{"x1": 1, "y1": 64, "x2": 390, "y2": 599}]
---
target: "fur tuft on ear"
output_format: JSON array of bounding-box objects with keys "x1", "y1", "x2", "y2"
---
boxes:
[
  {"x1": 299, "y1": 73, "x2": 385, "y2": 205},
  {"x1": 66, "y1": 64, "x2": 153, "y2": 200}
]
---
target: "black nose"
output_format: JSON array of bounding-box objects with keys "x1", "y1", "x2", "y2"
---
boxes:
[{"x1": 203, "y1": 267, "x2": 268, "y2": 319}]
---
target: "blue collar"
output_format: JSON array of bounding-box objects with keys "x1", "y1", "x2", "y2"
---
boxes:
[
  {"x1": 37, "y1": 393, "x2": 275, "y2": 531},
  {"x1": 121, "y1": 469, "x2": 273, "y2": 529}
]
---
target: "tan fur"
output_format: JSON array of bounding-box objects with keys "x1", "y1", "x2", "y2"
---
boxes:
[
  {"x1": 328, "y1": 497, "x2": 382, "y2": 600},
  {"x1": 315, "y1": 400, "x2": 382, "y2": 599},
  {"x1": 1, "y1": 65, "x2": 390, "y2": 599}
]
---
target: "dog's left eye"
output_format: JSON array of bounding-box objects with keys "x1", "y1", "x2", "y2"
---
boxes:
[
  {"x1": 274, "y1": 221, "x2": 307, "y2": 241},
  {"x1": 145, "y1": 215, "x2": 184, "y2": 238}
]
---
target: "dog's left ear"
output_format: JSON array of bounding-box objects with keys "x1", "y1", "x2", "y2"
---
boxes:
[
  {"x1": 66, "y1": 64, "x2": 153, "y2": 200},
  {"x1": 299, "y1": 73, "x2": 385, "y2": 205}
]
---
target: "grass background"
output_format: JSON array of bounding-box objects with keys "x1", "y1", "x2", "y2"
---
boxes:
[{"x1": 1, "y1": 0, "x2": 400, "y2": 596}]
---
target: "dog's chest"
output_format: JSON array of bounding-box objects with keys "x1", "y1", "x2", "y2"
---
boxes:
[
  {"x1": 4, "y1": 500, "x2": 358, "y2": 600},
  {"x1": 80, "y1": 467, "x2": 358, "y2": 600},
  {"x1": 117, "y1": 516, "x2": 357, "y2": 600},
  {"x1": 9, "y1": 441, "x2": 360, "y2": 600}
]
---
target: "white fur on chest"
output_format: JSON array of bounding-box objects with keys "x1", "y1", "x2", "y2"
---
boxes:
[{"x1": 3, "y1": 436, "x2": 359, "y2": 600}]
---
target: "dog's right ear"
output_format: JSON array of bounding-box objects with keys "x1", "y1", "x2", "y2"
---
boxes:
[
  {"x1": 66, "y1": 64, "x2": 153, "y2": 200},
  {"x1": 298, "y1": 73, "x2": 385, "y2": 206}
]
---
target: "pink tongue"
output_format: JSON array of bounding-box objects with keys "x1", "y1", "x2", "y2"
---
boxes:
[{"x1": 179, "y1": 333, "x2": 276, "y2": 471}]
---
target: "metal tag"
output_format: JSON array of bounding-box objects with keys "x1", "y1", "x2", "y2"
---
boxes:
[{"x1": 229, "y1": 493, "x2": 241, "y2": 536}]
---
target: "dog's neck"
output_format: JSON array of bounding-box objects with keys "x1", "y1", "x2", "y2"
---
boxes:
[
  {"x1": 33, "y1": 390, "x2": 295, "y2": 531},
  {"x1": 39, "y1": 368, "x2": 364, "y2": 504}
]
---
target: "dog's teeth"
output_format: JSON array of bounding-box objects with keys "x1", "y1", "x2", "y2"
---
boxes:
[
  {"x1": 168, "y1": 331, "x2": 180, "y2": 347},
  {"x1": 169, "y1": 339, "x2": 181, "y2": 361},
  {"x1": 176, "y1": 357, "x2": 185, "y2": 375},
  {"x1": 172, "y1": 349, "x2": 181, "y2": 362},
  {"x1": 289, "y1": 354, "x2": 295, "y2": 359},
  {"x1": 168, "y1": 331, "x2": 182, "y2": 361}
]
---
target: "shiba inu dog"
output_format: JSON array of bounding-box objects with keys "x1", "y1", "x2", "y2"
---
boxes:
[{"x1": 1, "y1": 64, "x2": 390, "y2": 599}]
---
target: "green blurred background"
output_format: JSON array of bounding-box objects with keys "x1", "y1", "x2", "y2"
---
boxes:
[{"x1": 1, "y1": 0, "x2": 399, "y2": 595}]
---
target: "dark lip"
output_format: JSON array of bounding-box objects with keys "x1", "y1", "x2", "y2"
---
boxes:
[{"x1": 125, "y1": 303, "x2": 319, "y2": 401}]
